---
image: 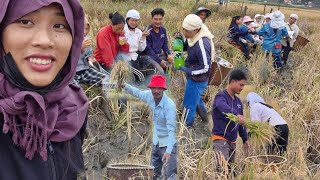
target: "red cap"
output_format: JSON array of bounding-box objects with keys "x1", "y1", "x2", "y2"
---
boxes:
[{"x1": 148, "y1": 75, "x2": 167, "y2": 90}]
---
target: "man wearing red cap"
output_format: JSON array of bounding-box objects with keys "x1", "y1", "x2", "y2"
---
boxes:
[{"x1": 121, "y1": 74, "x2": 177, "y2": 179}]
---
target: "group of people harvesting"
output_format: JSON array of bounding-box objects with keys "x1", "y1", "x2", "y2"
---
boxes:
[
  {"x1": 228, "y1": 11, "x2": 300, "y2": 69},
  {"x1": 0, "y1": 0, "x2": 290, "y2": 179}
]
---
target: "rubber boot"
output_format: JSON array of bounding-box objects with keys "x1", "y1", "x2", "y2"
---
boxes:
[{"x1": 196, "y1": 105, "x2": 208, "y2": 122}]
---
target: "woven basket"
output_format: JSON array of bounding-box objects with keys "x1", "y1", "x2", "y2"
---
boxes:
[
  {"x1": 293, "y1": 35, "x2": 309, "y2": 52},
  {"x1": 245, "y1": 155, "x2": 287, "y2": 173},
  {"x1": 209, "y1": 57, "x2": 233, "y2": 86},
  {"x1": 107, "y1": 163, "x2": 154, "y2": 180}
]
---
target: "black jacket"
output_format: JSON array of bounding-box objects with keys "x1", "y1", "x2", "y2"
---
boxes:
[{"x1": 0, "y1": 114, "x2": 87, "y2": 180}]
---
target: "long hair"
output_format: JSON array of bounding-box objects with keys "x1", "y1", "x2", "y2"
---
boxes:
[{"x1": 228, "y1": 15, "x2": 242, "y2": 30}]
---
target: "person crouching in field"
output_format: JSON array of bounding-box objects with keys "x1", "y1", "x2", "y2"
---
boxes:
[
  {"x1": 212, "y1": 69, "x2": 250, "y2": 173},
  {"x1": 227, "y1": 16, "x2": 252, "y2": 60},
  {"x1": 120, "y1": 75, "x2": 177, "y2": 179},
  {"x1": 74, "y1": 15, "x2": 108, "y2": 86},
  {"x1": 258, "y1": 11, "x2": 289, "y2": 70},
  {"x1": 124, "y1": 9, "x2": 151, "y2": 82},
  {"x1": 94, "y1": 12, "x2": 130, "y2": 71},
  {"x1": 141, "y1": 8, "x2": 173, "y2": 74},
  {"x1": 178, "y1": 14, "x2": 215, "y2": 127},
  {"x1": 246, "y1": 92, "x2": 289, "y2": 155},
  {"x1": 0, "y1": 0, "x2": 88, "y2": 179}
]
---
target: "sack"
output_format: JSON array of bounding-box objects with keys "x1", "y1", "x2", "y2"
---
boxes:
[{"x1": 274, "y1": 43, "x2": 282, "y2": 49}]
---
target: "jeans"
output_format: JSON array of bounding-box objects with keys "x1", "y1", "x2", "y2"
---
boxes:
[
  {"x1": 272, "y1": 53, "x2": 283, "y2": 69},
  {"x1": 182, "y1": 78, "x2": 208, "y2": 127},
  {"x1": 151, "y1": 144, "x2": 177, "y2": 180}
]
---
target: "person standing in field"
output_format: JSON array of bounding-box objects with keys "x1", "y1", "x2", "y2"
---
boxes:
[
  {"x1": 74, "y1": 15, "x2": 108, "y2": 85},
  {"x1": 281, "y1": 14, "x2": 300, "y2": 65},
  {"x1": 246, "y1": 92, "x2": 289, "y2": 155},
  {"x1": 94, "y1": 12, "x2": 130, "y2": 71},
  {"x1": 195, "y1": 6, "x2": 212, "y2": 23},
  {"x1": 258, "y1": 11, "x2": 288, "y2": 69},
  {"x1": 141, "y1": 8, "x2": 173, "y2": 74},
  {"x1": 212, "y1": 69, "x2": 250, "y2": 173},
  {"x1": 178, "y1": 14, "x2": 215, "y2": 127},
  {"x1": 0, "y1": 0, "x2": 88, "y2": 179},
  {"x1": 120, "y1": 75, "x2": 177, "y2": 179}
]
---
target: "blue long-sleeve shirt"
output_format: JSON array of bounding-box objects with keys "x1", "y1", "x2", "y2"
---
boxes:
[
  {"x1": 239, "y1": 25, "x2": 255, "y2": 43},
  {"x1": 258, "y1": 22, "x2": 288, "y2": 54},
  {"x1": 212, "y1": 90, "x2": 248, "y2": 143},
  {"x1": 124, "y1": 84, "x2": 177, "y2": 154},
  {"x1": 144, "y1": 24, "x2": 171, "y2": 64}
]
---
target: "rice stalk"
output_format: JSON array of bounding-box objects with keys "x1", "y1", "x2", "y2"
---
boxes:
[
  {"x1": 110, "y1": 61, "x2": 131, "y2": 91},
  {"x1": 224, "y1": 113, "x2": 276, "y2": 146}
]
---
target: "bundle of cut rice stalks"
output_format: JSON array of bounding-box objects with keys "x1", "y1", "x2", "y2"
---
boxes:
[
  {"x1": 224, "y1": 113, "x2": 276, "y2": 149},
  {"x1": 109, "y1": 61, "x2": 131, "y2": 92}
]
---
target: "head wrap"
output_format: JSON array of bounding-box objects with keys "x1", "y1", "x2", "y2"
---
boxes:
[
  {"x1": 182, "y1": 14, "x2": 203, "y2": 31},
  {"x1": 0, "y1": 0, "x2": 88, "y2": 161},
  {"x1": 270, "y1": 11, "x2": 286, "y2": 29},
  {"x1": 246, "y1": 92, "x2": 265, "y2": 107},
  {"x1": 126, "y1": 9, "x2": 140, "y2": 20},
  {"x1": 290, "y1": 14, "x2": 298, "y2": 22}
]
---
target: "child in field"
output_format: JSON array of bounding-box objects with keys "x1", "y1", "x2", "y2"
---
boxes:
[{"x1": 0, "y1": 0, "x2": 88, "y2": 179}]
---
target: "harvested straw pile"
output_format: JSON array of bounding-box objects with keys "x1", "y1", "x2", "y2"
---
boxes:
[{"x1": 224, "y1": 113, "x2": 276, "y2": 146}]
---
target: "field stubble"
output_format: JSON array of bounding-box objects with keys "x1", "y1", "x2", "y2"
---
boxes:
[{"x1": 80, "y1": 0, "x2": 320, "y2": 179}]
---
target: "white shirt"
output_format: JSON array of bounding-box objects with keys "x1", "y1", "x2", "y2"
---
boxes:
[
  {"x1": 281, "y1": 23, "x2": 300, "y2": 47},
  {"x1": 250, "y1": 103, "x2": 287, "y2": 127},
  {"x1": 124, "y1": 24, "x2": 147, "y2": 61}
]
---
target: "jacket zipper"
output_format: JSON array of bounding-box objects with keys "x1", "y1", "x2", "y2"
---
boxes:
[{"x1": 48, "y1": 141, "x2": 57, "y2": 180}]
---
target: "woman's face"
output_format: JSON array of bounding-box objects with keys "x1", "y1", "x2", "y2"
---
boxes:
[
  {"x1": 2, "y1": 3, "x2": 72, "y2": 87},
  {"x1": 236, "y1": 18, "x2": 243, "y2": 25},
  {"x1": 127, "y1": 18, "x2": 140, "y2": 29},
  {"x1": 256, "y1": 17, "x2": 261, "y2": 23},
  {"x1": 112, "y1": 23, "x2": 125, "y2": 34}
]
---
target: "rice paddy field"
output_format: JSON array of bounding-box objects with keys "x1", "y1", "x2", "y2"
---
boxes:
[{"x1": 80, "y1": 0, "x2": 320, "y2": 179}]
